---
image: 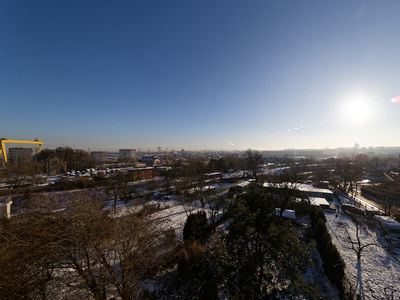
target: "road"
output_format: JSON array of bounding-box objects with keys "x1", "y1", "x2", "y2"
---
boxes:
[{"x1": 349, "y1": 191, "x2": 384, "y2": 213}]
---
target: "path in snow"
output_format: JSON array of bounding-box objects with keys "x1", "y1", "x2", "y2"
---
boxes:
[{"x1": 326, "y1": 211, "x2": 400, "y2": 299}]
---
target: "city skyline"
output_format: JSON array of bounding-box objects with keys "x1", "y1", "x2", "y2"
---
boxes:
[
  {"x1": 3, "y1": 140, "x2": 400, "y2": 155},
  {"x1": 1, "y1": 1, "x2": 400, "y2": 151}
]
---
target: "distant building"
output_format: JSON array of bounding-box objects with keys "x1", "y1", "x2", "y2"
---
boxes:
[
  {"x1": 126, "y1": 166, "x2": 155, "y2": 180},
  {"x1": 263, "y1": 182, "x2": 334, "y2": 201},
  {"x1": 91, "y1": 151, "x2": 108, "y2": 162},
  {"x1": 119, "y1": 149, "x2": 136, "y2": 159},
  {"x1": 8, "y1": 147, "x2": 37, "y2": 164}
]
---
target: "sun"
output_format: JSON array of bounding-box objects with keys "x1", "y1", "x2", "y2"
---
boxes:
[{"x1": 344, "y1": 98, "x2": 371, "y2": 122}]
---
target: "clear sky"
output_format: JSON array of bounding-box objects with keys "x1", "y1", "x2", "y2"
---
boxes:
[{"x1": 1, "y1": 0, "x2": 399, "y2": 152}]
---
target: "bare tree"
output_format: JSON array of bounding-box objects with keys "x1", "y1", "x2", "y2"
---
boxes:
[
  {"x1": 246, "y1": 148, "x2": 263, "y2": 181},
  {"x1": 159, "y1": 166, "x2": 177, "y2": 196},
  {"x1": 105, "y1": 172, "x2": 136, "y2": 211},
  {"x1": 178, "y1": 158, "x2": 208, "y2": 206},
  {"x1": 340, "y1": 217, "x2": 382, "y2": 299},
  {"x1": 177, "y1": 189, "x2": 201, "y2": 217},
  {"x1": 33, "y1": 148, "x2": 56, "y2": 173},
  {"x1": 335, "y1": 158, "x2": 363, "y2": 194},
  {"x1": 205, "y1": 194, "x2": 228, "y2": 232},
  {"x1": 341, "y1": 218, "x2": 379, "y2": 260},
  {"x1": 0, "y1": 192, "x2": 170, "y2": 300}
]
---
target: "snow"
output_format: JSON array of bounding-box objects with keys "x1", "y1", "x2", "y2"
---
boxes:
[
  {"x1": 308, "y1": 197, "x2": 330, "y2": 207},
  {"x1": 108, "y1": 195, "x2": 224, "y2": 241},
  {"x1": 303, "y1": 249, "x2": 340, "y2": 299},
  {"x1": 275, "y1": 208, "x2": 296, "y2": 220},
  {"x1": 263, "y1": 182, "x2": 334, "y2": 195},
  {"x1": 152, "y1": 200, "x2": 224, "y2": 241},
  {"x1": 374, "y1": 215, "x2": 400, "y2": 234},
  {"x1": 326, "y1": 212, "x2": 400, "y2": 299},
  {"x1": 235, "y1": 180, "x2": 252, "y2": 188},
  {"x1": 102, "y1": 188, "x2": 400, "y2": 299},
  {"x1": 152, "y1": 201, "x2": 195, "y2": 241},
  {"x1": 7, "y1": 170, "x2": 399, "y2": 299}
]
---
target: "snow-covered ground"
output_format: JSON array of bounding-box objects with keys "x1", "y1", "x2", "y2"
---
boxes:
[
  {"x1": 326, "y1": 210, "x2": 400, "y2": 299},
  {"x1": 109, "y1": 195, "x2": 225, "y2": 241},
  {"x1": 108, "y1": 195, "x2": 344, "y2": 298},
  {"x1": 8, "y1": 174, "x2": 399, "y2": 299},
  {"x1": 303, "y1": 248, "x2": 340, "y2": 299}
]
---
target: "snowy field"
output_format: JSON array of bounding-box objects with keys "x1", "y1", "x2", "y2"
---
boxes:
[
  {"x1": 326, "y1": 211, "x2": 400, "y2": 299},
  {"x1": 109, "y1": 195, "x2": 225, "y2": 241},
  {"x1": 6, "y1": 176, "x2": 400, "y2": 299}
]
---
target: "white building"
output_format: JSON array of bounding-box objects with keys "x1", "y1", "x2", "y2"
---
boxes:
[
  {"x1": 91, "y1": 151, "x2": 108, "y2": 162},
  {"x1": 119, "y1": 149, "x2": 136, "y2": 159}
]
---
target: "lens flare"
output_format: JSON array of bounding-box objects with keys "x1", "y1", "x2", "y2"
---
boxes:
[{"x1": 391, "y1": 96, "x2": 400, "y2": 103}]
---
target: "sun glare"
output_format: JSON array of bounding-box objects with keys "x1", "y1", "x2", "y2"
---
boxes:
[{"x1": 344, "y1": 98, "x2": 371, "y2": 122}]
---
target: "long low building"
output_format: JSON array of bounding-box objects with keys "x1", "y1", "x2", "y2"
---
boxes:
[
  {"x1": 263, "y1": 182, "x2": 334, "y2": 201},
  {"x1": 120, "y1": 166, "x2": 156, "y2": 180}
]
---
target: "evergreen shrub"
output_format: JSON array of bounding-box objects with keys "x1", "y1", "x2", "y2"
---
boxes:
[
  {"x1": 320, "y1": 241, "x2": 345, "y2": 296},
  {"x1": 292, "y1": 201, "x2": 312, "y2": 216},
  {"x1": 310, "y1": 207, "x2": 346, "y2": 297},
  {"x1": 315, "y1": 208, "x2": 326, "y2": 223},
  {"x1": 183, "y1": 211, "x2": 212, "y2": 242},
  {"x1": 314, "y1": 219, "x2": 327, "y2": 245},
  {"x1": 227, "y1": 186, "x2": 237, "y2": 199}
]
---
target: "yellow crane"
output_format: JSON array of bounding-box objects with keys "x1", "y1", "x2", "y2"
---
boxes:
[{"x1": 0, "y1": 138, "x2": 43, "y2": 163}]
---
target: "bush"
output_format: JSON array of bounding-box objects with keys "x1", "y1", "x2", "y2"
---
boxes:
[
  {"x1": 320, "y1": 241, "x2": 346, "y2": 296},
  {"x1": 183, "y1": 211, "x2": 212, "y2": 242},
  {"x1": 314, "y1": 219, "x2": 327, "y2": 244},
  {"x1": 137, "y1": 203, "x2": 159, "y2": 217},
  {"x1": 177, "y1": 240, "x2": 204, "y2": 278},
  {"x1": 317, "y1": 230, "x2": 331, "y2": 253},
  {"x1": 309, "y1": 207, "x2": 346, "y2": 298},
  {"x1": 200, "y1": 279, "x2": 219, "y2": 300},
  {"x1": 310, "y1": 207, "x2": 326, "y2": 229},
  {"x1": 162, "y1": 227, "x2": 177, "y2": 248},
  {"x1": 227, "y1": 186, "x2": 237, "y2": 199},
  {"x1": 292, "y1": 201, "x2": 312, "y2": 216}
]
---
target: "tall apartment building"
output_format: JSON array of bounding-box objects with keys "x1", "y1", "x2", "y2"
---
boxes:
[
  {"x1": 91, "y1": 151, "x2": 108, "y2": 162},
  {"x1": 8, "y1": 147, "x2": 37, "y2": 164},
  {"x1": 119, "y1": 149, "x2": 136, "y2": 159}
]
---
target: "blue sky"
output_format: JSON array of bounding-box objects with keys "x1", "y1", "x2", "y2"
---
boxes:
[{"x1": 1, "y1": 0, "x2": 399, "y2": 151}]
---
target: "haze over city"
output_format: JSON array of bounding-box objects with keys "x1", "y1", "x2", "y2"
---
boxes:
[{"x1": 1, "y1": 0, "x2": 400, "y2": 151}]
